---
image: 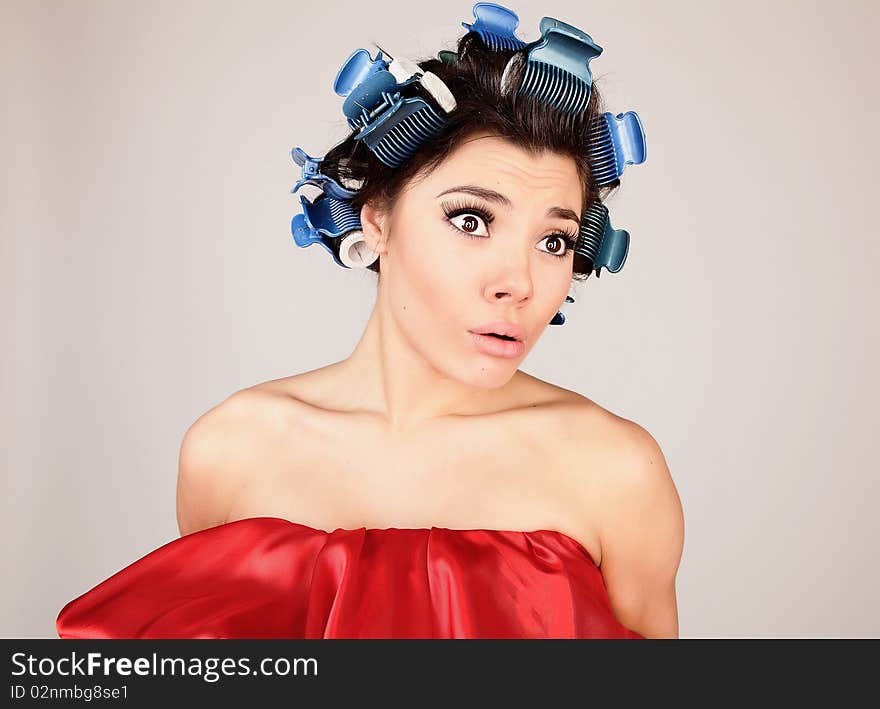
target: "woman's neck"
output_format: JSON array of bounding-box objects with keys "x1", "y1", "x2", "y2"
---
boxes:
[{"x1": 336, "y1": 299, "x2": 524, "y2": 435}]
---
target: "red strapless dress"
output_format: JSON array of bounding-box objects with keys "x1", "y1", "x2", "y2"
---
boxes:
[{"x1": 56, "y1": 517, "x2": 644, "y2": 639}]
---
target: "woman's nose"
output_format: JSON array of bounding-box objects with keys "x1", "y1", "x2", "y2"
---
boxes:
[{"x1": 485, "y1": 263, "x2": 534, "y2": 304}]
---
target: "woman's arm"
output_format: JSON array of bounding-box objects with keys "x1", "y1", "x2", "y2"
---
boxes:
[{"x1": 592, "y1": 420, "x2": 685, "y2": 639}]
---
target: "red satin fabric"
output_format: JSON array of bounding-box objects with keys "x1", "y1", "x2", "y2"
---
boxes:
[{"x1": 56, "y1": 517, "x2": 643, "y2": 639}]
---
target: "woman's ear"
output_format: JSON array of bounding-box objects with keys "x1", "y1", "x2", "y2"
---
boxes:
[{"x1": 359, "y1": 201, "x2": 390, "y2": 257}]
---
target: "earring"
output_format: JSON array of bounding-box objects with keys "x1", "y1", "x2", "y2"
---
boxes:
[{"x1": 549, "y1": 295, "x2": 575, "y2": 326}]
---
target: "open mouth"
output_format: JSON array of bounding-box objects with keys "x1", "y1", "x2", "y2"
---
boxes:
[{"x1": 469, "y1": 330, "x2": 526, "y2": 358}]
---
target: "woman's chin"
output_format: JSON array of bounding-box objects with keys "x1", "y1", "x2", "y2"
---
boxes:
[{"x1": 456, "y1": 361, "x2": 520, "y2": 390}]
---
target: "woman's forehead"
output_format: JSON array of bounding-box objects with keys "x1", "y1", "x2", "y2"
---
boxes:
[{"x1": 426, "y1": 134, "x2": 582, "y2": 208}]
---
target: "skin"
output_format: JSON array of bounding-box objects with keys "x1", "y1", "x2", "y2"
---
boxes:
[
  {"x1": 350, "y1": 130, "x2": 582, "y2": 418},
  {"x1": 176, "y1": 131, "x2": 685, "y2": 638}
]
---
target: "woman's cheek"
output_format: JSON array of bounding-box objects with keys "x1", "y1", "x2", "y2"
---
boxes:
[{"x1": 417, "y1": 260, "x2": 456, "y2": 320}]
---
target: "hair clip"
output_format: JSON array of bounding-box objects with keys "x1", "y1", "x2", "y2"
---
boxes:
[
  {"x1": 438, "y1": 50, "x2": 458, "y2": 64},
  {"x1": 334, "y1": 48, "x2": 390, "y2": 97},
  {"x1": 290, "y1": 147, "x2": 359, "y2": 201},
  {"x1": 575, "y1": 202, "x2": 629, "y2": 276},
  {"x1": 333, "y1": 47, "x2": 456, "y2": 168},
  {"x1": 335, "y1": 49, "x2": 402, "y2": 130},
  {"x1": 292, "y1": 194, "x2": 360, "y2": 242},
  {"x1": 589, "y1": 111, "x2": 647, "y2": 186},
  {"x1": 462, "y1": 2, "x2": 526, "y2": 51},
  {"x1": 503, "y1": 16, "x2": 603, "y2": 115},
  {"x1": 291, "y1": 194, "x2": 378, "y2": 269},
  {"x1": 549, "y1": 295, "x2": 576, "y2": 326}
]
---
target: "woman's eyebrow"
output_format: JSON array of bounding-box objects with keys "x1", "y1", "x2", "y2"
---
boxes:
[{"x1": 435, "y1": 185, "x2": 580, "y2": 226}]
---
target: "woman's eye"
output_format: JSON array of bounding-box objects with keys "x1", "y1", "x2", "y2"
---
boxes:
[
  {"x1": 449, "y1": 213, "x2": 489, "y2": 237},
  {"x1": 539, "y1": 234, "x2": 574, "y2": 257}
]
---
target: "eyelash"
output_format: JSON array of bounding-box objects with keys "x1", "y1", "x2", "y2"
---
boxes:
[{"x1": 440, "y1": 199, "x2": 579, "y2": 260}]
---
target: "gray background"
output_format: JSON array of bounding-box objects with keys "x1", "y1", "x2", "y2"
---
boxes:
[{"x1": 2, "y1": 0, "x2": 877, "y2": 638}]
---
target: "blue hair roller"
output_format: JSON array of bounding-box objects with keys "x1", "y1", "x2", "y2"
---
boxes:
[
  {"x1": 291, "y1": 194, "x2": 378, "y2": 270},
  {"x1": 462, "y1": 2, "x2": 526, "y2": 51},
  {"x1": 575, "y1": 202, "x2": 629, "y2": 276},
  {"x1": 589, "y1": 111, "x2": 647, "y2": 186},
  {"x1": 357, "y1": 95, "x2": 447, "y2": 167},
  {"x1": 333, "y1": 47, "x2": 456, "y2": 168},
  {"x1": 511, "y1": 16, "x2": 603, "y2": 114}
]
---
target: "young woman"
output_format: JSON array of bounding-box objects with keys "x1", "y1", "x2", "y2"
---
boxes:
[{"x1": 57, "y1": 4, "x2": 684, "y2": 640}]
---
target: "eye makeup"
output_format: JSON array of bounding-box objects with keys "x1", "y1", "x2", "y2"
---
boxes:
[{"x1": 440, "y1": 199, "x2": 578, "y2": 260}]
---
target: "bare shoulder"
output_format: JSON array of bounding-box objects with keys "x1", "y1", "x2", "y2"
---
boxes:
[
  {"x1": 175, "y1": 387, "x2": 293, "y2": 537},
  {"x1": 558, "y1": 395, "x2": 685, "y2": 637},
  {"x1": 548, "y1": 391, "x2": 673, "y2": 492}
]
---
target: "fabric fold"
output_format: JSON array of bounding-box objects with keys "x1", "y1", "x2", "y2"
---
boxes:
[{"x1": 56, "y1": 517, "x2": 644, "y2": 639}]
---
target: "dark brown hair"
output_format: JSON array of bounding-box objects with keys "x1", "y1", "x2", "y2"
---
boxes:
[{"x1": 318, "y1": 31, "x2": 620, "y2": 281}]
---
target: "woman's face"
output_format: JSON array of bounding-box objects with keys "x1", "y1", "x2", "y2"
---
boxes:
[{"x1": 367, "y1": 131, "x2": 583, "y2": 389}]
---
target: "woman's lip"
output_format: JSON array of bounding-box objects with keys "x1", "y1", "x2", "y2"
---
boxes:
[{"x1": 469, "y1": 331, "x2": 526, "y2": 359}]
